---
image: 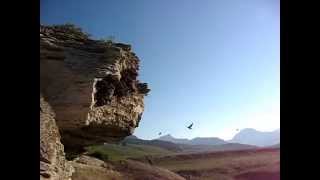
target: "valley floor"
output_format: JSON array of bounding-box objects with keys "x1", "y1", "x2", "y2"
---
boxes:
[
  {"x1": 84, "y1": 143, "x2": 280, "y2": 180},
  {"x1": 149, "y1": 148, "x2": 280, "y2": 180}
]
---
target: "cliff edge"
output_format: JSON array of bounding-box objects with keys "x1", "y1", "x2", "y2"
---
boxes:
[{"x1": 40, "y1": 24, "x2": 151, "y2": 179}]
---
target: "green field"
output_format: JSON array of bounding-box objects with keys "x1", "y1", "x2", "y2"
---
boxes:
[{"x1": 85, "y1": 143, "x2": 174, "y2": 162}]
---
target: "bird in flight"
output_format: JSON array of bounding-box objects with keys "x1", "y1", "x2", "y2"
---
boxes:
[
  {"x1": 187, "y1": 122, "x2": 193, "y2": 130},
  {"x1": 158, "y1": 132, "x2": 162, "y2": 136}
]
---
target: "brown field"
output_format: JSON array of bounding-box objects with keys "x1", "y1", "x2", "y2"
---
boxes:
[{"x1": 138, "y1": 148, "x2": 280, "y2": 180}]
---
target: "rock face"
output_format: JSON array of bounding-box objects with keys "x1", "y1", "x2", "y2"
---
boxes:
[
  {"x1": 40, "y1": 24, "x2": 150, "y2": 153},
  {"x1": 40, "y1": 95, "x2": 74, "y2": 180},
  {"x1": 40, "y1": 24, "x2": 150, "y2": 179}
]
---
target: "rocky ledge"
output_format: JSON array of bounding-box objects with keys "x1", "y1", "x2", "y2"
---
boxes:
[{"x1": 40, "y1": 24, "x2": 150, "y2": 179}]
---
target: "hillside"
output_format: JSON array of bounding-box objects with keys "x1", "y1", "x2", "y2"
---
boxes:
[
  {"x1": 86, "y1": 143, "x2": 174, "y2": 162},
  {"x1": 180, "y1": 143, "x2": 257, "y2": 153}
]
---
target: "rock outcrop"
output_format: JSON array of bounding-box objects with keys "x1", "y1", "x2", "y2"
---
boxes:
[
  {"x1": 40, "y1": 24, "x2": 185, "y2": 180},
  {"x1": 40, "y1": 24, "x2": 150, "y2": 179},
  {"x1": 40, "y1": 24, "x2": 150, "y2": 153}
]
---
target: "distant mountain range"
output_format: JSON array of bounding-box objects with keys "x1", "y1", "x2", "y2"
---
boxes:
[
  {"x1": 122, "y1": 135, "x2": 183, "y2": 152},
  {"x1": 229, "y1": 128, "x2": 280, "y2": 147},
  {"x1": 155, "y1": 128, "x2": 280, "y2": 147},
  {"x1": 123, "y1": 128, "x2": 280, "y2": 153},
  {"x1": 123, "y1": 135, "x2": 257, "y2": 153},
  {"x1": 157, "y1": 134, "x2": 227, "y2": 145}
]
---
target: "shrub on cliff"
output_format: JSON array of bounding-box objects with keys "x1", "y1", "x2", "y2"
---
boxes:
[
  {"x1": 51, "y1": 23, "x2": 91, "y2": 39},
  {"x1": 100, "y1": 35, "x2": 116, "y2": 47}
]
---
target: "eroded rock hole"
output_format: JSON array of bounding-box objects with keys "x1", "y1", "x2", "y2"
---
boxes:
[
  {"x1": 92, "y1": 77, "x2": 132, "y2": 107},
  {"x1": 93, "y1": 77, "x2": 116, "y2": 107},
  {"x1": 92, "y1": 69, "x2": 144, "y2": 107}
]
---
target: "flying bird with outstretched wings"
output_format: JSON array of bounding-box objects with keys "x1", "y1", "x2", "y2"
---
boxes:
[{"x1": 187, "y1": 122, "x2": 193, "y2": 130}]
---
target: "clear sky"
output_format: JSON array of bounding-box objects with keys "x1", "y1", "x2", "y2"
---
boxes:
[{"x1": 41, "y1": 0, "x2": 280, "y2": 140}]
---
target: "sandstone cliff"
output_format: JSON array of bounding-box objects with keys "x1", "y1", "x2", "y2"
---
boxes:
[
  {"x1": 40, "y1": 24, "x2": 150, "y2": 152},
  {"x1": 40, "y1": 24, "x2": 185, "y2": 180},
  {"x1": 40, "y1": 24, "x2": 150, "y2": 179}
]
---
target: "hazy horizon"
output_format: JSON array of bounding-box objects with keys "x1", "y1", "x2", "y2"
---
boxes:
[
  {"x1": 41, "y1": 0, "x2": 279, "y2": 140},
  {"x1": 132, "y1": 127, "x2": 280, "y2": 141}
]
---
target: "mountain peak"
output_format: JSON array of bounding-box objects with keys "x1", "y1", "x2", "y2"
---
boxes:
[
  {"x1": 231, "y1": 128, "x2": 280, "y2": 147},
  {"x1": 159, "y1": 134, "x2": 174, "y2": 139},
  {"x1": 163, "y1": 134, "x2": 173, "y2": 137},
  {"x1": 239, "y1": 128, "x2": 259, "y2": 133}
]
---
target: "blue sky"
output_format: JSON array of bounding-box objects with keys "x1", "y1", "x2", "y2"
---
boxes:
[{"x1": 41, "y1": 0, "x2": 279, "y2": 140}]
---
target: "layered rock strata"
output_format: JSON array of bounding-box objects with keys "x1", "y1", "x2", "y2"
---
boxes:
[
  {"x1": 40, "y1": 24, "x2": 150, "y2": 153},
  {"x1": 40, "y1": 24, "x2": 150, "y2": 179}
]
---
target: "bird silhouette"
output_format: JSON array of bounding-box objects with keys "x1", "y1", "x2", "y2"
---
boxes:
[
  {"x1": 187, "y1": 122, "x2": 193, "y2": 130},
  {"x1": 158, "y1": 132, "x2": 162, "y2": 136}
]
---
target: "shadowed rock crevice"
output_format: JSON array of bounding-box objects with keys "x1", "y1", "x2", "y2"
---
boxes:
[{"x1": 92, "y1": 69, "x2": 150, "y2": 108}]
